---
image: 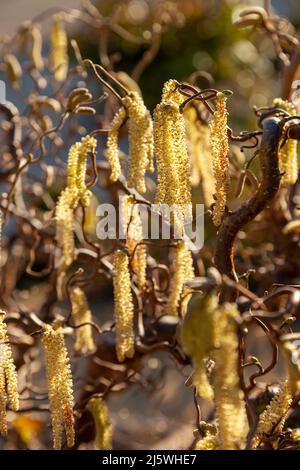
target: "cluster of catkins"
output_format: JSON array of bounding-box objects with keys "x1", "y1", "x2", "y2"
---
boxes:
[
  {"x1": 181, "y1": 292, "x2": 300, "y2": 450},
  {"x1": 181, "y1": 294, "x2": 248, "y2": 450},
  {"x1": 105, "y1": 79, "x2": 234, "y2": 230},
  {"x1": 2, "y1": 14, "x2": 68, "y2": 90}
]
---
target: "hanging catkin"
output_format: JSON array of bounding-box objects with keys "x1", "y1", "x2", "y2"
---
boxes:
[
  {"x1": 167, "y1": 240, "x2": 194, "y2": 316},
  {"x1": 210, "y1": 92, "x2": 230, "y2": 226},
  {"x1": 70, "y1": 287, "x2": 95, "y2": 354},
  {"x1": 29, "y1": 25, "x2": 44, "y2": 71},
  {"x1": 154, "y1": 80, "x2": 192, "y2": 234},
  {"x1": 51, "y1": 15, "x2": 68, "y2": 82},
  {"x1": 86, "y1": 397, "x2": 112, "y2": 450},
  {"x1": 212, "y1": 302, "x2": 248, "y2": 450},
  {"x1": 121, "y1": 195, "x2": 147, "y2": 290},
  {"x1": 273, "y1": 98, "x2": 298, "y2": 185},
  {"x1": 123, "y1": 91, "x2": 154, "y2": 192},
  {"x1": 180, "y1": 293, "x2": 218, "y2": 400},
  {"x1": 251, "y1": 381, "x2": 292, "y2": 449},
  {"x1": 113, "y1": 250, "x2": 135, "y2": 362},
  {"x1": 0, "y1": 311, "x2": 19, "y2": 436},
  {"x1": 55, "y1": 135, "x2": 97, "y2": 266},
  {"x1": 184, "y1": 104, "x2": 215, "y2": 208},
  {"x1": 3, "y1": 54, "x2": 22, "y2": 89},
  {"x1": 42, "y1": 323, "x2": 75, "y2": 450},
  {"x1": 106, "y1": 91, "x2": 153, "y2": 190},
  {"x1": 106, "y1": 106, "x2": 126, "y2": 182}
]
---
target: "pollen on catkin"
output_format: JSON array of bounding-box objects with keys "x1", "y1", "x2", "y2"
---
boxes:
[
  {"x1": 167, "y1": 240, "x2": 194, "y2": 316},
  {"x1": 209, "y1": 92, "x2": 230, "y2": 226},
  {"x1": 42, "y1": 323, "x2": 75, "y2": 450},
  {"x1": 121, "y1": 195, "x2": 147, "y2": 290},
  {"x1": 251, "y1": 381, "x2": 292, "y2": 449},
  {"x1": 70, "y1": 287, "x2": 95, "y2": 354},
  {"x1": 113, "y1": 250, "x2": 135, "y2": 362},
  {"x1": 55, "y1": 136, "x2": 97, "y2": 266},
  {"x1": 106, "y1": 106, "x2": 126, "y2": 182},
  {"x1": 51, "y1": 15, "x2": 68, "y2": 82},
  {"x1": 86, "y1": 397, "x2": 112, "y2": 450},
  {"x1": 195, "y1": 424, "x2": 219, "y2": 450},
  {"x1": 184, "y1": 104, "x2": 215, "y2": 208},
  {"x1": 195, "y1": 433, "x2": 219, "y2": 450},
  {"x1": 123, "y1": 91, "x2": 154, "y2": 192},
  {"x1": 212, "y1": 303, "x2": 248, "y2": 450},
  {"x1": 273, "y1": 98, "x2": 298, "y2": 185},
  {"x1": 0, "y1": 311, "x2": 19, "y2": 436},
  {"x1": 180, "y1": 293, "x2": 218, "y2": 400},
  {"x1": 154, "y1": 80, "x2": 192, "y2": 234}
]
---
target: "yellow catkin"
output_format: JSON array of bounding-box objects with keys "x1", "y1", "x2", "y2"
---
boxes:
[
  {"x1": 291, "y1": 428, "x2": 300, "y2": 442},
  {"x1": 195, "y1": 431, "x2": 219, "y2": 450},
  {"x1": 123, "y1": 91, "x2": 154, "y2": 192},
  {"x1": 113, "y1": 250, "x2": 135, "y2": 362},
  {"x1": 70, "y1": 287, "x2": 95, "y2": 354},
  {"x1": 114, "y1": 71, "x2": 142, "y2": 96},
  {"x1": 84, "y1": 193, "x2": 99, "y2": 236},
  {"x1": 195, "y1": 434, "x2": 218, "y2": 450},
  {"x1": 76, "y1": 136, "x2": 95, "y2": 207},
  {"x1": 251, "y1": 381, "x2": 292, "y2": 449},
  {"x1": 3, "y1": 53, "x2": 22, "y2": 89},
  {"x1": 51, "y1": 15, "x2": 68, "y2": 82},
  {"x1": 212, "y1": 303, "x2": 248, "y2": 450},
  {"x1": 30, "y1": 26, "x2": 44, "y2": 71},
  {"x1": 273, "y1": 98, "x2": 298, "y2": 185},
  {"x1": 56, "y1": 191, "x2": 75, "y2": 267},
  {"x1": 154, "y1": 80, "x2": 192, "y2": 234},
  {"x1": 86, "y1": 397, "x2": 112, "y2": 450},
  {"x1": 0, "y1": 311, "x2": 19, "y2": 436},
  {"x1": 121, "y1": 195, "x2": 147, "y2": 290},
  {"x1": 184, "y1": 104, "x2": 215, "y2": 207},
  {"x1": 180, "y1": 293, "x2": 218, "y2": 400},
  {"x1": 210, "y1": 92, "x2": 229, "y2": 226},
  {"x1": 42, "y1": 323, "x2": 75, "y2": 450},
  {"x1": 55, "y1": 136, "x2": 97, "y2": 266},
  {"x1": 167, "y1": 240, "x2": 194, "y2": 316},
  {"x1": 106, "y1": 106, "x2": 126, "y2": 182}
]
